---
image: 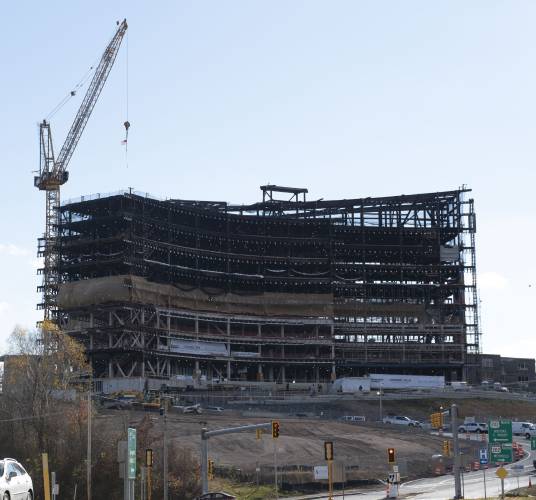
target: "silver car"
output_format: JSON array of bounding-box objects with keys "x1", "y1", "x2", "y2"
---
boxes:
[{"x1": 0, "y1": 459, "x2": 33, "y2": 500}]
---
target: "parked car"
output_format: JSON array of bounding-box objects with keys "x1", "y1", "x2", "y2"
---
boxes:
[
  {"x1": 458, "y1": 422, "x2": 488, "y2": 434},
  {"x1": 450, "y1": 381, "x2": 471, "y2": 391},
  {"x1": 196, "y1": 492, "x2": 236, "y2": 500},
  {"x1": 383, "y1": 415, "x2": 421, "y2": 427},
  {"x1": 512, "y1": 422, "x2": 536, "y2": 439},
  {"x1": 205, "y1": 406, "x2": 225, "y2": 413},
  {"x1": 0, "y1": 458, "x2": 33, "y2": 500}
]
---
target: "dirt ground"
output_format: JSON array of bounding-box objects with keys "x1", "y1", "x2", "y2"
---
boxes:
[
  {"x1": 98, "y1": 396, "x2": 536, "y2": 482},
  {"x1": 108, "y1": 410, "x2": 475, "y2": 481}
]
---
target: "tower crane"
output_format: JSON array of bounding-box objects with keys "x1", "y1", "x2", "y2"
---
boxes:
[{"x1": 35, "y1": 19, "x2": 128, "y2": 324}]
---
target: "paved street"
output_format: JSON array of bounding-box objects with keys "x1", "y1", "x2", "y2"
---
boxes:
[{"x1": 295, "y1": 442, "x2": 535, "y2": 500}]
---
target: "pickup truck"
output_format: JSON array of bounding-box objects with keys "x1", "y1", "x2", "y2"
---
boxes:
[
  {"x1": 383, "y1": 415, "x2": 421, "y2": 427},
  {"x1": 458, "y1": 422, "x2": 488, "y2": 434}
]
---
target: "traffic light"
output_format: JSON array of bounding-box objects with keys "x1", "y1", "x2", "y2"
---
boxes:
[
  {"x1": 388, "y1": 447, "x2": 396, "y2": 464},
  {"x1": 272, "y1": 420, "x2": 280, "y2": 439},
  {"x1": 208, "y1": 459, "x2": 214, "y2": 479},
  {"x1": 146, "y1": 448, "x2": 153, "y2": 467},
  {"x1": 324, "y1": 441, "x2": 334, "y2": 461},
  {"x1": 442, "y1": 440, "x2": 451, "y2": 457},
  {"x1": 430, "y1": 412, "x2": 443, "y2": 429}
]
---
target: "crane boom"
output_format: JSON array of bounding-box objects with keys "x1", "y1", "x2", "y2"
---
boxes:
[{"x1": 35, "y1": 20, "x2": 128, "y2": 323}]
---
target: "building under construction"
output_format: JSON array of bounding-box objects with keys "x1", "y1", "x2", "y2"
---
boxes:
[{"x1": 55, "y1": 185, "x2": 479, "y2": 391}]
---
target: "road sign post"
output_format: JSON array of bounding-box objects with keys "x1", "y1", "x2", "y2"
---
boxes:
[
  {"x1": 496, "y1": 466, "x2": 508, "y2": 499},
  {"x1": 42, "y1": 453, "x2": 51, "y2": 500},
  {"x1": 451, "y1": 404, "x2": 462, "y2": 499},
  {"x1": 480, "y1": 448, "x2": 488, "y2": 500},
  {"x1": 324, "y1": 442, "x2": 334, "y2": 500},
  {"x1": 146, "y1": 449, "x2": 153, "y2": 500},
  {"x1": 511, "y1": 464, "x2": 524, "y2": 491}
]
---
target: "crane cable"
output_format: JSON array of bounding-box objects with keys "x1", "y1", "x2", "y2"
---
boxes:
[
  {"x1": 45, "y1": 60, "x2": 98, "y2": 121},
  {"x1": 123, "y1": 29, "x2": 130, "y2": 168}
]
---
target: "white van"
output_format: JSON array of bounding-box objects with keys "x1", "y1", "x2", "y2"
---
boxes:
[
  {"x1": 450, "y1": 381, "x2": 471, "y2": 391},
  {"x1": 512, "y1": 422, "x2": 536, "y2": 438}
]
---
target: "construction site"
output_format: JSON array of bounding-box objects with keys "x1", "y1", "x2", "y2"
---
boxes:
[
  {"x1": 47, "y1": 184, "x2": 480, "y2": 392},
  {"x1": 30, "y1": 19, "x2": 481, "y2": 394}
]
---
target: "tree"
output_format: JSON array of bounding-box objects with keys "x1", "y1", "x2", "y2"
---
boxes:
[{"x1": 0, "y1": 325, "x2": 91, "y2": 499}]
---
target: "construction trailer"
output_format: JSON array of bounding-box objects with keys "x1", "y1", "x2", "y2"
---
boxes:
[{"x1": 52, "y1": 185, "x2": 479, "y2": 391}]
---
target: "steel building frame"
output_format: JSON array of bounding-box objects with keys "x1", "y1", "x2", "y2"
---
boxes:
[{"x1": 54, "y1": 186, "x2": 479, "y2": 386}]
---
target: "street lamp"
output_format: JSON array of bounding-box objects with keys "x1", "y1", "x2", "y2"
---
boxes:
[{"x1": 377, "y1": 382, "x2": 383, "y2": 422}]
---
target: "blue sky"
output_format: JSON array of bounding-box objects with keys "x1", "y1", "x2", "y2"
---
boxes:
[{"x1": 0, "y1": 1, "x2": 535, "y2": 357}]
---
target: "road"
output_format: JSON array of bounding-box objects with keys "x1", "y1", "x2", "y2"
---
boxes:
[{"x1": 294, "y1": 442, "x2": 535, "y2": 500}]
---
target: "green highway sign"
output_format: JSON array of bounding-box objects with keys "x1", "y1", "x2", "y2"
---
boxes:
[
  {"x1": 489, "y1": 420, "x2": 513, "y2": 463},
  {"x1": 490, "y1": 443, "x2": 513, "y2": 463},
  {"x1": 488, "y1": 420, "x2": 512, "y2": 444},
  {"x1": 128, "y1": 428, "x2": 137, "y2": 479},
  {"x1": 531, "y1": 437, "x2": 536, "y2": 451}
]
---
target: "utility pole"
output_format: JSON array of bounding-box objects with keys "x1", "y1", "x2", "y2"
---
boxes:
[
  {"x1": 451, "y1": 403, "x2": 462, "y2": 499},
  {"x1": 273, "y1": 439, "x2": 279, "y2": 500},
  {"x1": 201, "y1": 428, "x2": 209, "y2": 494},
  {"x1": 42, "y1": 453, "x2": 51, "y2": 500},
  {"x1": 87, "y1": 378, "x2": 92, "y2": 500},
  {"x1": 162, "y1": 402, "x2": 168, "y2": 500}
]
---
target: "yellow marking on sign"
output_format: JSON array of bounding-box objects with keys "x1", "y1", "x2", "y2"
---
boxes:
[{"x1": 496, "y1": 466, "x2": 508, "y2": 480}]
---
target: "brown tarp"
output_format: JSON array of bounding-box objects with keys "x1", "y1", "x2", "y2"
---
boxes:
[
  {"x1": 58, "y1": 275, "x2": 428, "y2": 319},
  {"x1": 57, "y1": 275, "x2": 334, "y2": 317}
]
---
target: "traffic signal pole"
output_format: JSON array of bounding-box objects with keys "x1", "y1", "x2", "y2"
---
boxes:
[
  {"x1": 451, "y1": 404, "x2": 463, "y2": 499},
  {"x1": 200, "y1": 422, "x2": 274, "y2": 494}
]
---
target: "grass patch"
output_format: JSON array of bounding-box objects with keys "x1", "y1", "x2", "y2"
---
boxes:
[{"x1": 208, "y1": 478, "x2": 290, "y2": 499}]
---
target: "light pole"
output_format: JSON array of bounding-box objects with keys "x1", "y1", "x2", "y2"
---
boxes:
[
  {"x1": 377, "y1": 382, "x2": 383, "y2": 422},
  {"x1": 163, "y1": 402, "x2": 168, "y2": 500},
  {"x1": 87, "y1": 373, "x2": 92, "y2": 500}
]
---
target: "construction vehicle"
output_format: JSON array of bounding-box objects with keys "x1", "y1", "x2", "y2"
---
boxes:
[{"x1": 34, "y1": 20, "x2": 128, "y2": 324}]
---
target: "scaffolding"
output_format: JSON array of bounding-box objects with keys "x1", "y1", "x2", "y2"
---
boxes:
[{"x1": 54, "y1": 185, "x2": 479, "y2": 387}]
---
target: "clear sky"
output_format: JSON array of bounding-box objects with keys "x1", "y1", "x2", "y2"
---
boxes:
[{"x1": 0, "y1": 1, "x2": 534, "y2": 358}]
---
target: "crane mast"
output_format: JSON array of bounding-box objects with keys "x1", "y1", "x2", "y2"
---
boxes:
[{"x1": 35, "y1": 19, "x2": 128, "y2": 323}]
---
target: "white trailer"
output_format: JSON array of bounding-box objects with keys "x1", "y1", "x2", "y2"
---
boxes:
[
  {"x1": 370, "y1": 373, "x2": 445, "y2": 390},
  {"x1": 332, "y1": 377, "x2": 371, "y2": 393}
]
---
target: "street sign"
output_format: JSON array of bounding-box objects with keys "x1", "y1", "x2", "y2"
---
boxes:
[
  {"x1": 479, "y1": 448, "x2": 488, "y2": 465},
  {"x1": 496, "y1": 466, "x2": 508, "y2": 480},
  {"x1": 532, "y1": 436, "x2": 536, "y2": 451},
  {"x1": 314, "y1": 466, "x2": 329, "y2": 480},
  {"x1": 488, "y1": 420, "x2": 512, "y2": 444},
  {"x1": 490, "y1": 443, "x2": 513, "y2": 463},
  {"x1": 489, "y1": 420, "x2": 513, "y2": 463},
  {"x1": 128, "y1": 428, "x2": 137, "y2": 479}
]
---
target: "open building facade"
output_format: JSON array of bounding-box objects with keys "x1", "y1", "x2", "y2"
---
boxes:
[{"x1": 53, "y1": 186, "x2": 480, "y2": 391}]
